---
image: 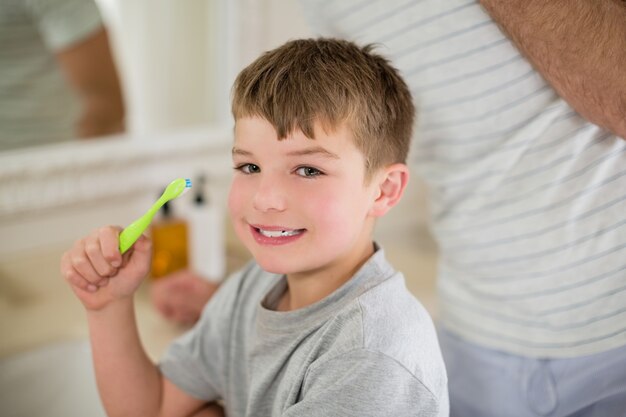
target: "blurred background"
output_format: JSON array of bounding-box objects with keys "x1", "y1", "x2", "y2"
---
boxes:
[{"x1": 0, "y1": 1, "x2": 436, "y2": 416}]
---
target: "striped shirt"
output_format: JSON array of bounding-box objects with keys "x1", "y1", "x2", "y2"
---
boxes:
[
  {"x1": 299, "y1": 0, "x2": 626, "y2": 357},
  {"x1": 0, "y1": 0, "x2": 102, "y2": 151}
]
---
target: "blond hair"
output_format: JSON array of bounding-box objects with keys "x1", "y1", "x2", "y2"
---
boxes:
[{"x1": 231, "y1": 38, "x2": 415, "y2": 178}]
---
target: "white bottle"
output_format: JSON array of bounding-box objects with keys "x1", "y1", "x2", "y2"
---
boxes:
[{"x1": 188, "y1": 176, "x2": 225, "y2": 282}]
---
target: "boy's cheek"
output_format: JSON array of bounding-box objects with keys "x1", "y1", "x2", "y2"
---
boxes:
[
  {"x1": 314, "y1": 197, "x2": 354, "y2": 227},
  {"x1": 227, "y1": 179, "x2": 247, "y2": 215}
]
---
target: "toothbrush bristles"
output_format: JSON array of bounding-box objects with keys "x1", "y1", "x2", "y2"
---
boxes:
[{"x1": 185, "y1": 178, "x2": 192, "y2": 188}]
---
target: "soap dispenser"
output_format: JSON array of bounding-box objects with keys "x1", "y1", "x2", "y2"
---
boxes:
[
  {"x1": 188, "y1": 175, "x2": 225, "y2": 281},
  {"x1": 150, "y1": 198, "x2": 189, "y2": 279}
]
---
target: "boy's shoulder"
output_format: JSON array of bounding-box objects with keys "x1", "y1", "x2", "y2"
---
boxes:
[
  {"x1": 333, "y1": 274, "x2": 444, "y2": 375},
  {"x1": 309, "y1": 252, "x2": 446, "y2": 401}
]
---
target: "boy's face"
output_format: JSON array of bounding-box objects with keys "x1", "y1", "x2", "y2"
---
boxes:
[{"x1": 228, "y1": 116, "x2": 381, "y2": 281}]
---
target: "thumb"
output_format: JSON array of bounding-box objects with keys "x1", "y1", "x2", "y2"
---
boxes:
[
  {"x1": 124, "y1": 234, "x2": 152, "y2": 276},
  {"x1": 133, "y1": 234, "x2": 152, "y2": 254}
]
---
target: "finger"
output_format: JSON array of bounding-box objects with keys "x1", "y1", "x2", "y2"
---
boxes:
[
  {"x1": 161, "y1": 304, "x2": 174, "y2": 320},
  {"x1": 85, "y1": 232, "x2": 116, "y2": 278},
  {"x1": 150, "y1": 285, "x2": 171, "y2": 313},
  {"x1": 171, "y1": 308, "x2": 188, "y2": 324},
  {"x1": 71, "y1": 240, "x2": 105, "y2": 285},
  {"x1": 60, "y1": 251, "x2": 74, "y2": 280},
  {"x1": 133, "y1": 234, "x2": 152, "y2": 254},
  {"x1": 177, "y1": 310, "x2": 199, "y2": 325},
  {"x1": 126, "y1": 234, "x2": 152, "y2": 276},
  {"x1": 167, "y1": 293, "x2": 198, "y2": 324},
  {"x1": 120, "y1": 234, "x2": 140, "y2": 267},
  {"x1": 153, "y1": 301, "x2": 169, "y2": 317},
  {"x1": 99, "y1": 226, "x2": 123, "y2": 268},
  {"x1": 64, "y1": 261, "x2": 99, "y2": 293}
]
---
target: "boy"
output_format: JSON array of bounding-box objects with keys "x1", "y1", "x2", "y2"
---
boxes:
[{"x1": 60, "y1": 38, "x2": 448, "y2": 417}]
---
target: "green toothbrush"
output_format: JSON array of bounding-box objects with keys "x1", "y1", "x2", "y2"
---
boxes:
[{"x1": 119, "y1": 178, "x2": 192, "y2": 254}]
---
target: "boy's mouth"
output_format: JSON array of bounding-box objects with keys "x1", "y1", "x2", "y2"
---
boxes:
[{"x1": 257, "y1": 228, "x2": 304, "y2": 237}]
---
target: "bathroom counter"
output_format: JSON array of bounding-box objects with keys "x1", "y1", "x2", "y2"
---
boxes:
[{"x1": 0, "y1": 244, "x2": 188, "y2": 360}]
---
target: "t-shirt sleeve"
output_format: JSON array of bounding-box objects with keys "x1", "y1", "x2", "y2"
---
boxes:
[
  {"x1": 24, "y1": 0, "x2": 103, "y2": 50},
  {"x1": 159, "y1": 268, "x2": 248, "y2": 402},
  {"x1": 283, "y1": 349, "x2": 443, "y2": 417}
]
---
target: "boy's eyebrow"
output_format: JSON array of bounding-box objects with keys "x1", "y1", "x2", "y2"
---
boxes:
[
  {"x1": 232, "y1": 146, "x2": 340, "y2": 159},
  {"x1": 286, "y1": 146, "x2": 340, "y2": 159},
  {"x1": 232, "y1": 147, "x2": 252, "y2": 156}
]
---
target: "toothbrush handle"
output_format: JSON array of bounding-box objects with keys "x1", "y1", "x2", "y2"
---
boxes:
[
  {"x1": 118, "y1": 181, "x2": 184, "y2": 254},
  {"x1": 119, "y1": 213, "x2": 154, "y2": 254}
]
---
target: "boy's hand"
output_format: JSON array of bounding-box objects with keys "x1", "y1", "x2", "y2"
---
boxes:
[
  {"x1": 60, "y1": 226, "x2": 152, "y2": 311},
  {"x1": 150, "y1": 270, "x2": 220, "y2": 325}
]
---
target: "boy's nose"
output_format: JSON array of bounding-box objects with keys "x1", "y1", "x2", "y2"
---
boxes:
[{"x1": 252, "y1": 176, "x2": 287, "y2": 212}]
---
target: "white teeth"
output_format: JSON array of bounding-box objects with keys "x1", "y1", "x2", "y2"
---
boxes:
[{"x1": 258, "y1": 228, "x2": 303, "y2": 237}]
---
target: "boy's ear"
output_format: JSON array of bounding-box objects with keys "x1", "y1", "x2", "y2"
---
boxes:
[{"x1": 369, "y1": 163, "x2": 409, "y2": 217}]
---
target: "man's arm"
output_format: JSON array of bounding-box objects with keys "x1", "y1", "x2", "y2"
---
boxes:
[
  {"x1": 55, "y1": 27, "x2": 125, "y2": 138},
  {"x1": 479, "y1": 0, "x2": 626, "y2": 139}
]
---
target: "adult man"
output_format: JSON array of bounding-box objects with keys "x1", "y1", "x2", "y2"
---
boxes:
[{"x1": 298, "y1": 1, "x2": 625, "y2": 415}]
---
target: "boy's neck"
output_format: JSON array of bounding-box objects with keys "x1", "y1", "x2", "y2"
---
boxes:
[{"x1": 276, "y1": 240, "x2": 376, "y2": 312}]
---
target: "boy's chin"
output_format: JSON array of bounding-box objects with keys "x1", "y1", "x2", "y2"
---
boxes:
[
  {"x1": 255, "y1": 259, "x2": 292, "y2": 275},
  {"x1": 252, "y1": 254, "x2": 305, "y2": 276}
]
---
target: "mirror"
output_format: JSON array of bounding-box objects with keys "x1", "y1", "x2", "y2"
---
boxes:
[
  {"x1": 0, "y1": 0, "x2": 126, "y2": 152},
  {"x1": 0, "y1": 0, "x2": 236, "y2": 152}
]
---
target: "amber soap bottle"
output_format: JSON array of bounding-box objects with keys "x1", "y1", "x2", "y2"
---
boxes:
[{"x1": 150, "y1": 200, "x2": 189, "y2": 279}]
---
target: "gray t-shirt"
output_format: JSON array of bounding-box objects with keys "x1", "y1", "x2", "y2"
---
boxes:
[{"x1": 160, "y1": 247, "x2": 448, "y2": 417}]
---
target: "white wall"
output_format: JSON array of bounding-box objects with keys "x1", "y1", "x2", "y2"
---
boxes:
[{"x1": 96, "y1": 0, "x2": 311, "y2": 135}]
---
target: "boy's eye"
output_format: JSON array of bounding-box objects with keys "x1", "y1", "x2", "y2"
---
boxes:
[
  {"x1": 236, "y1": 163, "x2": 260, "y2": 174},
  {"x1": 295, "y1": 166, "x2": 323, "y2": 177}
]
